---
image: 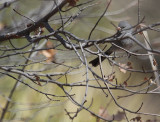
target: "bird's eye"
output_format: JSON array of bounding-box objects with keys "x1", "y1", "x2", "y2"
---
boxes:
[
  {"x1": 120, "y1": 26, "x2": 125, "y2": 29},
  {"x1": 117, "y1": 26, "x2": 124, "y2": 31}
]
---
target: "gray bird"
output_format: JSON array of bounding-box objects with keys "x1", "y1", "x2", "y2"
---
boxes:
[{"x1": 89, "y1": 21, "x2": 134, "y2": 67}]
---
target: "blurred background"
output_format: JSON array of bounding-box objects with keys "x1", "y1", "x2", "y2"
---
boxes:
[{"x1": 0, "y1": 0, "x2": 160, "y2": 121}]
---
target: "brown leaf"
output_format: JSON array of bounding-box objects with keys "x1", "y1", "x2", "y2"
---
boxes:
[
  {"x1": 67, "y1": 0, "x2": 79, "y2": 6},
  {"x1": 136, "y1": 23, "x2": 147, "y2": 35},
  {"x1": 104, "y1": 74, "x2": 115, "y2": 82},
  {"x1": 34, "y1": 75, "x2": 41, "y2": 86},
  {"x1": 118, "y1": 62, "x2": 133, "y2": 73},
  {"x1": 144, "y1": 77, "x2": 149, "y2": 81},
  {"x1": 127, "y1": 61, "x2": 132, "y2": 66},
  {"x1": 40, "y1": 41, "x2": 56, "y2": 62},
  {"x1": 130, "y1": 116, "x2": 142, "y2": 121},
  {"x1": 153, "y1": 58, "x2": 157, "y2": 66},
  {"x1": 34, "y1": 27, "x2": 45, "y2": 35},
  {"x1": 149, "y1": 79, "x2": 156, "y2": 84},
  {"x1": 98, "y1": 108, "x2": 125, "y2": 121},
  {"x1": 118, "y1": 63, "x2": 128, "y2": 73},
  {"x1": 123, "y1": 81, "x2": 128, "y2": 87}
]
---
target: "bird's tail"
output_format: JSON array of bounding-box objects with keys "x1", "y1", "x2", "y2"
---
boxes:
[
  {"x1": 89, "y1": 56, "x2": 106, "y2": 67},
  {"x1": 89, "y1": 47, "x2": 113, "y2": 67}
]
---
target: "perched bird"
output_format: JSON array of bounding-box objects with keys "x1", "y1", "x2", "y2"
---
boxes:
[{"x1": 89, "y1": 21, "x2": 134, "y2": 67}]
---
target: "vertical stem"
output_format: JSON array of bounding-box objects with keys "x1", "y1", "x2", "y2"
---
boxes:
[{"x1": 0, "y1": 45, "x2": 35, "y2": 121}]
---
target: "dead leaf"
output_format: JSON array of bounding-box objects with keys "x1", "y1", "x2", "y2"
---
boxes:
[
  {"x1": 127, "y1": 62, "x2": 131, "y2": 66},
  {"x1": 136, "y1": 23, "x2": 147, "y2": 35},
  {"x1": 104, "y1": 72, "x2": 115, "y2": 82},
  {"x1": 34, "y1": 75, "x2": 41, "y2": 86},
  {"x1": 98, "y1": 108, "x2": 125, "y2": 121},
  {"x1": 144, "y1": 77, "x2": 149, "y2": 81},
  {"x1": 119, "y1": 63, "x2": 128, "y2": 73},
  {"x1": 67, "y1": 0, "x2": 79, "y2": 6},
  {"x1": 153, "y1": 58, "x2": 157, "y2": 66},
  {"x1": 130, "y1": 116, "x2": 142, "y2": 121},
  {"x1": 40, "y1": 41, "x2": 56, "y2": 62},
  {"x1": 122, "y1": 81, "x2": 128, "y2": 87},
  {"x1": 118, "y1": 62, "x2": 132, "y2": 73},
  {"x1": 34, "y1": 27, "x2": 45, "y2": 35},
  {"x1": 149, "y1": 79, "x2": 156, "y2": 84},
  {"x1": 109, "y1": 75, "x2": 115, "y2": 82}
]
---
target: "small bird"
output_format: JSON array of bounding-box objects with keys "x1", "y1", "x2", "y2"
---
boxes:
[{"x1": 89, "y1": 21, "x2": 134, "y2": 67}]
